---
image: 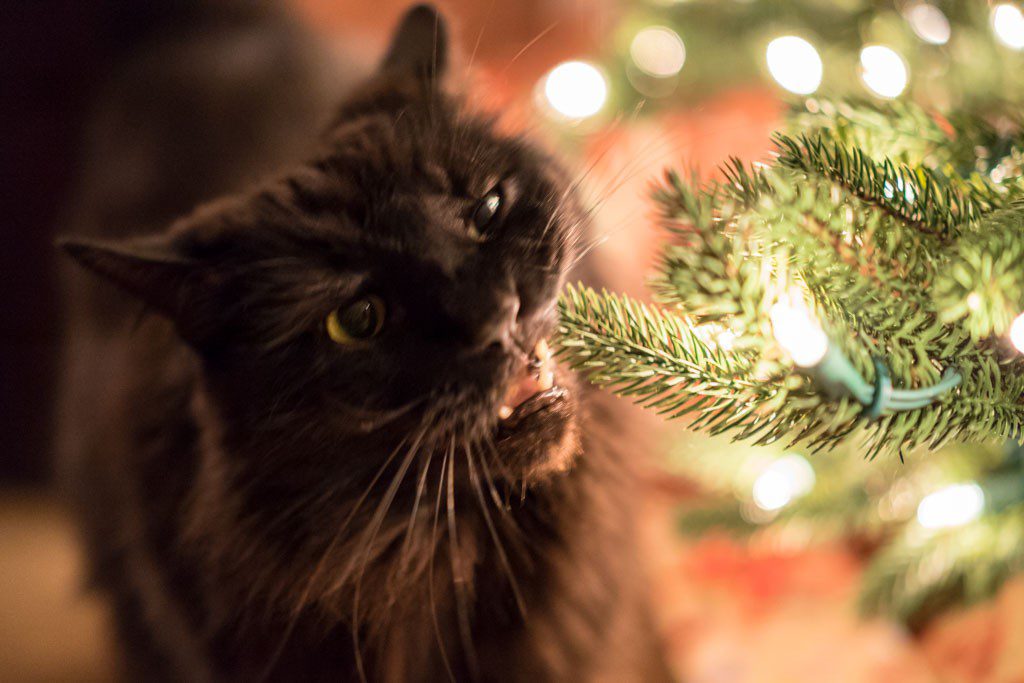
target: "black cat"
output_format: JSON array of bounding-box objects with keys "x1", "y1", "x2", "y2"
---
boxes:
[{"x1": 58, "y1": 4, "x2": 673, "y2": 681}]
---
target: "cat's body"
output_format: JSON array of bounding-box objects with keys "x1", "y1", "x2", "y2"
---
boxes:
[{"x1": 58, "y1": 3, "x2": 671, "y2": 681}]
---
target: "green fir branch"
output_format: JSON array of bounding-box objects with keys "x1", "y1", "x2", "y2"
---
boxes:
[{"x1": 859, "y1": 506, "x2": 1024, "y2": 630}]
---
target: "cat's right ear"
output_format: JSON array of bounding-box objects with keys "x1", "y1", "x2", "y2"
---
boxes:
[
  {"x1": 58, "y1": 234, "x2": 206, "y2": 328},
  {"x1": 380, "y1": 4, "x2": 449, "y2": 84}
]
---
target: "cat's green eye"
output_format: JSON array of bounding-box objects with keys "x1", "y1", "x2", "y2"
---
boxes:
[
  {"x1": 470, "y1": 188, "x2": 502, "y2": 237},
  {"x1": 326, "y1": 296, "x2": 386, "y2": 344}
]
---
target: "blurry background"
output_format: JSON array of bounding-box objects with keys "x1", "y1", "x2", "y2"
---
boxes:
[{"x1": 4, "y1": 0, "x2": 1024, "y2": 681}]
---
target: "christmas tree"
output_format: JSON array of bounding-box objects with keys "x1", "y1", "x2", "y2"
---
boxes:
[{"x1": 556, "y1": 97, "x2": 1024, "y2": 626}]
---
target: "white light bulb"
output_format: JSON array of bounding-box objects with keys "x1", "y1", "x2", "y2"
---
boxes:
[
  {"x1": 916, "y1": 483, "x2": 985, "y2": 529},
  {"x1": 752, "y1": 454, "x2": 816, "y2": 512},
  {"x1": 630, "y1": 26, "x2": 686, "y2": 78},
  {"x1": 541, "y1": 61, "x2": 608, "y2": 120},
  {"x1": 883, "y1": 177, "x2": 917, "y2": 202},
  {"x1": 1010, "y1": 312, "x2": 1024, "y2": 353},
  {"x1": 765, "y1": 36, "x2": 823, "y2": 95},
  {"x1": 993, "y1": 4, "x2": 1024, "y2": 50},
  {"x1": 905, "y1": 3, "x2": 951, "y2": 45},
  {"x1": 860, "y1": 45, "x2": 909, "y2": 98},
  {"x1": 769, "y1": 299, "x2": 829, "y2": 367}
]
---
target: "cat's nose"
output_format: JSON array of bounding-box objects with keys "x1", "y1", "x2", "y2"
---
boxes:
[{"x1": 466, "y1": 294, "x2": 520, "y2": 352}]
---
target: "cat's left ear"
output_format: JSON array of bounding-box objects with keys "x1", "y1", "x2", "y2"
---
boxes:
[
  {"x1": 380, "y1": 4, "x2": 448, "y2": 83},
  {"x1": 57, "y1": 232, "x2": 228, "y2": 345},
  {"x1": 58, "y1": 234, "x2": 197, "y2": 318}
]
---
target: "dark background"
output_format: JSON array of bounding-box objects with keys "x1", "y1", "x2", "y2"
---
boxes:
[{"x1": 2, "y1": 2, "x2": 108, "y2": 482}]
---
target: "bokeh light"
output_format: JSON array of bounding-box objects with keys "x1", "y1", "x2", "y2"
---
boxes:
[
  {"x1": 752, "y1": 454, "x2": 816, "y2": 511},
  {"x1": 541, "y1": 61, "x2": 608, "y2": 120},
  {"x1": 916, "y1": 483, "x2": 985, "y2": 529},
  {"x1": 904, "y1": 3, "x2": 951, "y2": 45},
  {"x1": 993, "y1": 3, "x2": 1024, "y2": 49},
  {"x1": 1010, "y1": 312, "x2": 1024, "y2": 352},
  {"x1": 630, "y1": 26, "x2": 686, "y2": 78},
  {"x1": 766, "y1": 36, "x2": 823, "y2": 95},
  {"x1": 860, "y1": 45, "x2": 909, "y2": 98}
]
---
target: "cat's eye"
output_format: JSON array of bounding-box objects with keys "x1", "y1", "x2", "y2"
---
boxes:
[
  {"x1": 469, "y1": 187, "x2": 503, "y2": 238},
  {"x1": 326, "y1": 296, "x2": 386, "y2": 344}
]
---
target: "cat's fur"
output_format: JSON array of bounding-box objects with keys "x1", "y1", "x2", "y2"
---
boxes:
[{"x1": 58, "y1": 4, "x2": 672, "y2": 681}]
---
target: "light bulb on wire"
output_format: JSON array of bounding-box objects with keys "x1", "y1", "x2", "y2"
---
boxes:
[
  {"x1": 765, "y1": 36, "x2": 823, "y2": 95},
  {"x1": 860, "y1": 46, "x2": 909, "y2": 98},
  {"x1": 539, "y1": 61, "x2": 608, "y2": 121},
  {"x1": 769, "y1": 296, "x2": 829, "y2": 367}
]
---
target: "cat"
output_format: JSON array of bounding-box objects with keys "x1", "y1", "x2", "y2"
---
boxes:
[{"x1": 57, "y1": 3, "x2": 673, "y2": 681}]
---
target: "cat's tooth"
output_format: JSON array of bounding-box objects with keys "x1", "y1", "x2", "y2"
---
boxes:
[
  {"x1": 499, "y1": 405, "x2": 514, "y2": 420},
  {"x1": 534, "y1": 338, "x2": 550, "y2": 363},
  {"x1": 538, "y1": 369, "x2": 554, "y2": 391}
]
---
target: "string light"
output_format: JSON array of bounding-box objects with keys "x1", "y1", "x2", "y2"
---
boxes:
[
  {"x1": 694, "y1": 322, "x2": 737, "y2": 352},
  {"x1": 769, "y1": 296, "x2": 829, "y2": 367},
  {"x1": 630, "y1": 26, "x2": 686, "y2": 78},
  {"x1": 765, "y1": 36, "x2": 823, "y2": 95},
  {"x1": 904, "y1": 3, "x2": 951, "y2": 45},
  {"x1": 916, "y1": 483, "x2": 985, "y2": 529},
  {"x1": 540, "y1": 61, "x2": 608, "y2": 121},
  {"x1": 883, "y1": 177, "x2": 917, "y2": 202},
  {"x1": 860, "y1": 46, "x2": 909, "y2": 98},
  {"x1": 752, "y1": 454, "x2": 816, "y2": 511},
  {"x1": 1010, "y1": 312, "x2": 1024, "y2": 353},
  {"x1": 992, "y1": 4, "x2": 1024, "y2": 50}
]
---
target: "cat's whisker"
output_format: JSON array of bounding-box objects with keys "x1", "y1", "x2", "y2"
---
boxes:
[
  {"x1": 464, "y1": 0, "x2": 495, "y2": 77},
  {"x1": 350, "y1": 419, "x2": 433, "y2": 682},
  {"x1": 429, "y1": 449, "x2": 456, "y2": 683},
  {"x1": 398, "y1": 445, "x2": 436, "y2": 576},
  {"x1": 446, "y1": 437, "x2": 479, "y2": 679},
  {"x1": 466, "y1": 441, "x2": 527, "y2": 616},
  {"x1": 256, "y1": 427, "x2": 417, "y2": 683},
  {"x1": 499, "y1": 21, "x2": 560, "y2": 77}
]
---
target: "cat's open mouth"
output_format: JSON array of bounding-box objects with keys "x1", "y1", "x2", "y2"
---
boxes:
[{"x1": 498, "y1": 339, "x2": 557, "y2": 421}]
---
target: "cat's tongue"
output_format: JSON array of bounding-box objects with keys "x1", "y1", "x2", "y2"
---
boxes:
[{"x1": 499, "y1": 339, "x2": 555, "y2": 420}]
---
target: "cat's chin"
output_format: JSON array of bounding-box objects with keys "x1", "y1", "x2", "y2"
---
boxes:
[{"x1": 491, "y1": 363, "x2": 581, "y2": 485}]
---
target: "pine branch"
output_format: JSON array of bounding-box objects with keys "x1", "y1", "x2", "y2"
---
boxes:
[
  {"x1": 859, "y1": 506, "x2": 1024, "y2": 630},
  {"x1": 934, "y1": 205, "x2": 1024, "y2": 338}
]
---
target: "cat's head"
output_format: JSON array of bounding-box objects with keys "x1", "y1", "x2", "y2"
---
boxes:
[{"x1": 62, "y1": 5, "x2": 587, "y2": 497}]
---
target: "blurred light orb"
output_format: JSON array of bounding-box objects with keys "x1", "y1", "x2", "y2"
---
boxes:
[
  {"x1": 993, "y1": 4, "x2": 1024, "y2": 50},
  {"x1": 1010, "y1": 312, "x2": 1024, "y2": 352},
  {"x1": 905, "y1": 3, "x2": 951, "y2": 45},
  {"x1": 630, "y1": 26, "x2": 686, "y2": 77},
  {"x1": 766, "y1": 36, "x2": 823, "y2": 95},
  {"x1": 860, "y1": 45, "x2": 909, "y2": 98},
  {"x1": 769, "y1": 299, "x2": 829, "y2": 367},
  {"x1": 916, "y1": 483, "x2": 985, "y2": 529},
  {"x1": 752, "y1": 454, "x2": 816, "y2": 511},
  {"x1": 542, "y1": 61, "x2": 608, "y2": 120}
]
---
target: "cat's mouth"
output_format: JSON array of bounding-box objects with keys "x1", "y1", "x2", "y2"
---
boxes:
[
  {"x1": 490, "y1": 336, "x2": 578, "y2": 482},
  {"x1": 498, "y1": 339, "x2": 556, "y2": 421}
]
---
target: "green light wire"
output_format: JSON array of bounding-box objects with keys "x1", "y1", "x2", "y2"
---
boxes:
[{"x1": 814, "y1": 343, "x2": 963, "y2": 419}]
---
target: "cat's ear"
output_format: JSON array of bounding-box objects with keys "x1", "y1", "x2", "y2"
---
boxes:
[
  {"x1": 57, "y1": 233, "x2": 225, "y2": 347},
  {"x1": 381, "y1": 4, "x2": 448, "y2": 83}
]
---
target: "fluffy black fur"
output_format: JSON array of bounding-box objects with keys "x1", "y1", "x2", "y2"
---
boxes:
[{"x1": 58, "y1": 4, "x2": 673, "y2": 681}]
